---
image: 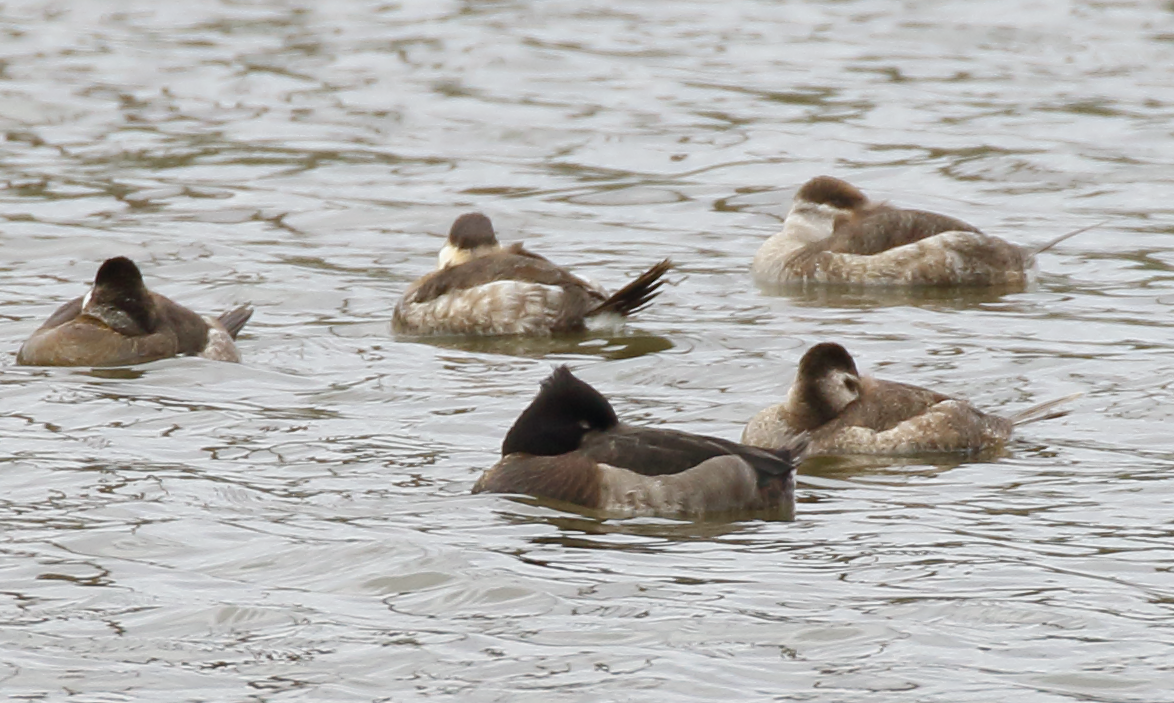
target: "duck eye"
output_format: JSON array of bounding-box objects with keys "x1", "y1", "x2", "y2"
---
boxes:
[{"x1": 579, "y1": 420, "x2": 592, "y2": 430}]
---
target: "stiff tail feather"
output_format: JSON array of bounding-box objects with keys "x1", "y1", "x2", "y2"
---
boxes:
[
  {"x1": 768, "y1": 430, "x2": 810, "y2": 464},
  {"x1": 1008, "y1": 392, "x2": 1082, "y2": 426},
  {"x1": 1032, "y1": 221, "x2": 1106, "y2": 256},
  {"x1": 589, "y1": 259, "x2": 672, "y2": 318},
  {"x1": 218, "y1": 305, "x2": 254, "y2": 339}
]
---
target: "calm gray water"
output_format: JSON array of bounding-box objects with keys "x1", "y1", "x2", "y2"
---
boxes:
[{"x1": 2, "y1": 1, "x2": 1173, "y2": 701}]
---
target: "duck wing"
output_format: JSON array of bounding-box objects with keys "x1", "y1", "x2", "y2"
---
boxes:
[
  {"x1": 831, "y1": 378, "x2": 956, "y2": 432},
  {"x1": 579, "y1": 424, "x2": 799, "y2": 479},
  {"x1": 35, "y1": 296, "x2": 84, "y2": 331},
  {"x1": 503, "y1": 242, "x2": 556, "y2": 263},
  {"x1": 149, "y1": 293, "x2": 219, "y2": 355},
  {"x1": 829, "y1": 208, "x2": 981, "y2": 255}
]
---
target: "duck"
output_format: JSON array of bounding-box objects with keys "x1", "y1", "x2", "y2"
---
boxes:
[
  {"x1": 750, "y1": 175, "x2": 1093, "y2": 288},
  {"x1": 742, "y1": 342, "x2": 1077, "y2": 456},
  {"x1": 473, "y1": 366, "x2": 807, "y2": 519},
  {"x1": 393, "y1": 213, "x2": 671, "y2": 336},
  {"x1": 17, "y1": 256, "x2": 252, "y2": 367}
]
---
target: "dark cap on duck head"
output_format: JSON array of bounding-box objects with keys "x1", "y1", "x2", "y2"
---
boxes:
[
  {"x1": 795, "y1": 176, "x2": 869, "y2": 210},
  {"x1": 89, "y1": 256, "x2": 156, "y2": 332},
  {"x1": 94, "y1": 256, "x2": 145, "y2": 291},
  {"x1": 792, "y1": 342, "x2": 862, "y2": 427},
  {"x1": 797, "y1": 342, "x2": 859, "y2": 381},
  {"x1": 448, "y1": 212, "x2": 499, "y2": 250},
  {"x1": 501, "y1": 366, "x2": 620, "y2": 457}
]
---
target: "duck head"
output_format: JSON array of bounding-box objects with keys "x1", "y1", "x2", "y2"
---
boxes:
[
  {"x1": 82, "y1": 257, "x2": 158, "y2": 336},
  {"x1": 788, "y1": 342, "x2": 863, "y2": 428},
  {"x1": 501, "y1": 366, "x2": 620, "y2": 457},
  {"x1": 437, "y1": 212, "x2": 502, "y2": 269},
  {"x1": 783, "y1": 176, "x2": 870, "y2": 244}
]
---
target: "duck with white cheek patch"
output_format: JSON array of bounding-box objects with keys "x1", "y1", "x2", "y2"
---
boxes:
[
  {"x1": 743, "y1": 343, "x2": 1077, "y2": 456},
  {"x1": 394, "y1": 213, "x2": 671, "y2": 337},
  {"x1": 751, "y1": 175, "x2": 1096, "y2": 288}
]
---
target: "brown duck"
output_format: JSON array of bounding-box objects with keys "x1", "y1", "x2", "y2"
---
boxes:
[
  {"x1": 743, "y1": 342, "x2": 1077, "y2": 455},
  {"x1": 17, "y1": 257, "x2": 252, "y2": 367},
  {"x1": 394, "y1": 213, "x2": 670, "y2": 336},
  {"x1": 751, "y1": 175, "x2": 1093, "y2": 287}
]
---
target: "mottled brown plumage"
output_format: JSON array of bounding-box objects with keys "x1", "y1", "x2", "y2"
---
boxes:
[
  {"x1": 752, "y1": 175, "x2": 1051, "y2": 288},
  {"x1": 826, "y1": 207, "x2": 981, "y2": 255},
  {"x1": 394, "y1": 213, "x2": 670, "y2": 336},
  {"x1": 743, "y1": 342, "x2": 1073, "y2": 456}
]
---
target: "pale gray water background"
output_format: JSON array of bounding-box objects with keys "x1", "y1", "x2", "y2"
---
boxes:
[{"x1": 1, "y1": 0, "x2": 1173, "y2": 700}]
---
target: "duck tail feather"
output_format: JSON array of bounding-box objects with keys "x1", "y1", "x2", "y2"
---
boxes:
[
  {"x1": 588, "y1": 259, "x2": 672, "y2": 318},
  {"x1": 1032, "y1": 221, "x2": 1105, "y2": 256},
  {"x1": 1009, "y1": 392, "x2": 1082, "y2": 426},
  {"x1": 218, "y1": 305, "x2": 254, "y2": 339},
  {"x1": 767, "y1": 430, "x2": 810, "y2": 463}
]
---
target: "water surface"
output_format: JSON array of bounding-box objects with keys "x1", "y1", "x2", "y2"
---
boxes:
[{"x1": 2, "y1": 1, "x2": 1173, "y2": 701}]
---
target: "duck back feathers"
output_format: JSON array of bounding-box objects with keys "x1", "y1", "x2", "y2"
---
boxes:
[{"x1": 825, "y1": 207, "x2": 981, "y2": 256}]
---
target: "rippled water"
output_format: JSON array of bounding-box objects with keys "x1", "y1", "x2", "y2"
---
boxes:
[{"x1": 2, "y1": 1, "x2": 1173, "y2": 700}]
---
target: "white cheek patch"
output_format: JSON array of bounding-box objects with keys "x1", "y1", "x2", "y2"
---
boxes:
[
  {"x1": 814, "y1": 202, "x2": 851, "y2": 218},
  {"x1": 437, "y1": 243, "x2": 500, "y2": 269},
  {"x1": 81, "y1": 288, "x2": 93, "y2": 309},
  {"x1": 817, "y1": 369, "x2": 861, "y2": 413},
  {"x1": 437, "y1": 243, "x2": 469, "y2": 269},
  {"x1": 776, "y1": 203, "x2": 845, "y2": 249}
]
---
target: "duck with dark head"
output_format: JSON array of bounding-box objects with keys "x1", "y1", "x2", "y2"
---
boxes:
[
  {"x1": 394, "y1": 213, "x2": 671, "y2": 336},
  {"x1": 473, "y1": 366, "x2": 807, "y2": 519},
  {"x1": 743, "y1": 342, "x2": 1077, "y2": 456},
  {"x1": 751, "y1": 175, "x2": 1094, "y2": 288},
  {"x1": 17, "y1": 257, "x2": 252, "y2": 367}
]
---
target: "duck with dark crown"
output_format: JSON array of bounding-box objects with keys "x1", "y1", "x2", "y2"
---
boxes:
[
  {"x1": 742, "y1": 342, "x2": 1077, "y2": 455},
  {"x1": 394, "y1": 213, "x2": 671, "y2": 336},
  {"x1": 17, "y1": 257, "x2": 252, "y2": 367},
  {"x1": 751, "y1": 175, "x2": 1093, "y2": 288},
  {"x1": 473, "y1": 367, "x2": 808, "y2": 519}
]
